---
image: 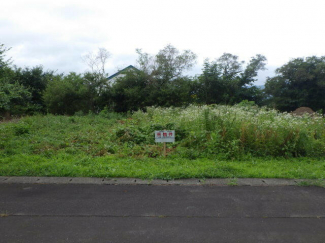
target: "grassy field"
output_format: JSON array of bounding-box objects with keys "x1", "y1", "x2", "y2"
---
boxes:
[
  {"x1": 1, "y1": 155, "x2": 325, "y2": 179},
  {"x1": 1, "y1": 105, "x2": 325, "y2": 179}
]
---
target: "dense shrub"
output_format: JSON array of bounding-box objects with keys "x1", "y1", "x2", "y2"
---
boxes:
[{"x1": 43, "y1": 73, "x2": 91, "y2": 115}]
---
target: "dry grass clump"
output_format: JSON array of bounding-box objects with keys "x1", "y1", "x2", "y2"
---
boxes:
[{"x1": 292, "y1": 107, "x2": 314, "y2": 116}]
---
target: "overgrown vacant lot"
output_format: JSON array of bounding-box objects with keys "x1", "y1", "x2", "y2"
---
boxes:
[{"x1": 1, "y1": 105, "x2": 325, "y2": 179}]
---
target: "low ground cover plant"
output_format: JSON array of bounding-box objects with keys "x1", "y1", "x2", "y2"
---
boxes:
[{"x1": 1, "y1": 105, "x2": 324, "y2": 179}]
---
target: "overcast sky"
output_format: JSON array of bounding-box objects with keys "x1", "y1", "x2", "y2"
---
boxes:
[{"x1": 1, "y1": 0, "x2": 325, "y2": 85}]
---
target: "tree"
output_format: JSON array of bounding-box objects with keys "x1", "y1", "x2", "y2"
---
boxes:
[
  {"x1": 0, "y1": 44, "x2": 11, "y2": 69},
  {"x1": 109, "y1": 64, "x2": 193, "y2": 112},
  {"x1": 195, "y1": 53, "x2": 267, "y2": 105},
  {"x1": 0, "y1": 44, "x2": 13, "y2": 82},
  {"x1": 13, "y1": 66, "x2": 55, "y2": 113},
  {"x1": 116, "y1": 44, "x2": 196, "y2": 109},
  {"x1": 0, "y1": 44, "x2": 32, "y2": 119},
  {"x1": 109, "y1": 70, "x2": 148, "y2": 112},
  {"x1": 43, "y1": 73, "x2": 91, "y2": 115},
  {"x1": 83, "y1": 71, "x2": 112, "y2": 112},
  {"x1": 82, "y1": 48, "x2": 111, "y2": 76},
  {"x1": 193, "y1": 59, "x2": 222, "y2": 104},
  {"x1": 0, "y1": 77, "x2": 31, "y2": 119},
  {"x1": 136, "y1": 44, "x2": 197, "y2": 84},
  {"x1": 81, "y1": 48, "x2": 112, "y2": 112},
  {"x1": 264, "y1": 56, "x2": 325, "y2": 112}
]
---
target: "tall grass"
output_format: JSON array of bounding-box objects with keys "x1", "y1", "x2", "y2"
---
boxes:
[
  {"x1": 132, "y1": 104, "x2": 325, "y2": 158},
  {"x1": 1, "y1": 105, "x2": 324, "y2": 161}
]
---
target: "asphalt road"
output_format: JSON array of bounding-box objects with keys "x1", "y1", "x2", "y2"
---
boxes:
[{"x1": 1, "y1": 183, "x2": 325, "y2": 243}]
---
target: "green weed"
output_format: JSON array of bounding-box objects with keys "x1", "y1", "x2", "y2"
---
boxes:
[
  {"x1": 1, "y1": 105, "x2": 325, "y2": 179},
  {"x1": 227, "y1": 178, "x2": 238, "y2": 186},
  {"x1": 297, "y1": 179, "x2": 325, "y2": 187}
]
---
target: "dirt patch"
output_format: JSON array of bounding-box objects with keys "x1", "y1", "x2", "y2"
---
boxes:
[{"x1": 292, "y1": 107, "x2": 314, "y2": 116}]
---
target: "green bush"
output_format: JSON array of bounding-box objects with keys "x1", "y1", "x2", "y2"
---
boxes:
[
  {"x1": 13, "y1": 123, "x2": 30, "y2": 136},
  {"x1": 99, "y1": 107, "x2": 125, "y2": 120}
]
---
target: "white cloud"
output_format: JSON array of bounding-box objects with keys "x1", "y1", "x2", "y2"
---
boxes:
[{"x1": 1, "y1": 0, "x2": 325, "y2": 82}]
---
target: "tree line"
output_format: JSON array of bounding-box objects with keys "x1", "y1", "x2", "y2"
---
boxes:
[{"x1": 1, "y1": 43, "x2": 325, "y2": 118}]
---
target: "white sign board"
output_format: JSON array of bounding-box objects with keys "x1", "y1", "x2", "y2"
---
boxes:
[{"x1": 155, "y1": 130, "x2": 175, "y2": 143}]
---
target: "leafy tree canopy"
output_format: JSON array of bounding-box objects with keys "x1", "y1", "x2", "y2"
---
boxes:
[
  {"x1": 264, "y1": 56, "x2": 325, "y2": 112},
  {"x1": 0, "y1": 43, "x2": 11, "y2": 68},
  {"x1": 13, "y1": 65, "x2": 55, "y2": 113},
  {"x1": 136, "y1": 44, "x2": 197, "y2": 84},
  {"x1": 195, "y1": 53, "x2": 266, "y2": 105},
  {"x1": 0, "y1": 77, "x2": 32, "y2": 116},
  {"x1": 43, "y1": 72, "x2": 91, "y2": 115}
]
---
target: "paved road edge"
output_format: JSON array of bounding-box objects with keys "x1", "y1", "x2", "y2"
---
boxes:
[{"x1": 0, "y1": 176, "x2": 324, "y2": 186}]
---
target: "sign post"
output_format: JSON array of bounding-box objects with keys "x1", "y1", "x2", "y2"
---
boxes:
[
  {"x1": 155, "y1": 130, "x2": 175, "y2": 157},
  {"x1": 163, "y1": 141, "x2": 166, "y2": 157}
]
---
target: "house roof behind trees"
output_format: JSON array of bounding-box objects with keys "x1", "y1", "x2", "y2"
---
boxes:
[{"x1": 107, "y1": 65, "x2": 139, "y2": 81}]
